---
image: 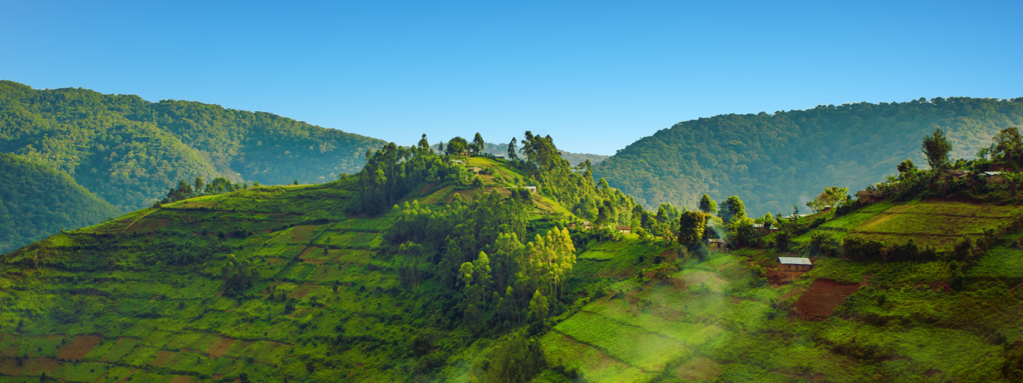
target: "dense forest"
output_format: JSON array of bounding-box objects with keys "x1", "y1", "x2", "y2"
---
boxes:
[
  {"x1": 432, "y1": 141, "x2": 609, "y2": 167},
  {"x1": 0, "y1": 81, "x2": 386, "y2": 211},
  {"x1": 594, "y1": 97, "x2": 1023, "y2": 215},
  {"x1": 0, "y1": 152, "x2": 120, "y2": 253}
]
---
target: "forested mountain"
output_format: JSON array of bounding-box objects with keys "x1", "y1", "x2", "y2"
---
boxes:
[
  {"x1": 0, "y1": 81, "x2": 386, "y2": 210},
  {"x1": 0, "y1": 152, "x2": 120, "y2": 253},
  {"x1": 594, "y1": 97, "x2": 1023, "y2": 214},
  {"x1": 433, "y1": 141, "x2": 609, "y2": 166}
]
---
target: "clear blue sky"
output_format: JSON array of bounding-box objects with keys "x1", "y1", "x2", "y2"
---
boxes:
[{"x1": 2, "y1": 1, "x2": 1021, "y2": 155}]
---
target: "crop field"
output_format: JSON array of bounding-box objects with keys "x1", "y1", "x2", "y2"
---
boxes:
[
  {"x1": 0, "y1": 183, "x2": 426, "y2": 382},
  {"x1": 800, "y1": 201, "x2": 1023, "y2": 250}
]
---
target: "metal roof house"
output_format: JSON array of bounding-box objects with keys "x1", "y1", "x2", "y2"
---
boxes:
[
  {"x1": 706, "y1": 238, "x2": 727, "y2": 250},
  {"x1": 778, "y1": 257, "x2": 813, "y2": 272},
  {"x1": 523, "y1": 186, "x2": 538, "y2": 194}
]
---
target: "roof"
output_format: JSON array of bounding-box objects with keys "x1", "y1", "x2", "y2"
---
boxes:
[
  {"x1": 706, "y1": 238, "x2": 726, "y2": 243},
  {"x1": 985, "y1": 171, "x2": 1003, "y2": 176},
  {"x1": 523, "y1": 185, "x2": 537, "y2": 189},
  {"x1": 615, "y1": 226, "x2": 631, "y2": 231},
  {"x1": 778, "y1": 257, "x2": 812, "y2": 265}
]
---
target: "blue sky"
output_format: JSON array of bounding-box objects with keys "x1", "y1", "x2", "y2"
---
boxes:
[{"x1": 2, "y1": 1, "x2": 1021, "y2": 155}]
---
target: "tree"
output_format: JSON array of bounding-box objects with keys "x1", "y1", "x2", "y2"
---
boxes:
[
  {"x1": 194, "y1": 177, "x2": 205, "y2": 196},
  {"x1": 718, "y1": 196, "x2": 745, "y2": 223},
  {"x1": 921, "y1": 128, "x2": 953, "y2": 170},
  {"x1": 471, "y1": 132, "x2": 485, "y2": 155},
  {"x1": 991, "y1": 127, "x2": 1023, "y2": 164},
  {"x1": 527, "y1": 290, "x2": 549, "y2": 334},
  {"x1": 507, "y1": 137, "x2": 518, "y2": 160},
  {"x1": 699, "y1": 194, "x2": 716, "y2": 214},
  {"x1": 678, "y1": 211, "x2": 707, "y2": 248},
  {"x1": 806, "y1": 186, "x2": 848, "y2": 213},
  {"x1": 897, "y1": 159, "x2": 916, "y2": 175},
  {"x1": 417, "y1": 134, "x2": 431, "y2": 154},
  {"x1": 446, "y1": 137, "x2": 469, "y2": 155}
]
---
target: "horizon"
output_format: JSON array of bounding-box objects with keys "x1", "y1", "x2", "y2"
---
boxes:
[{"x1": 3, "y1": 1, "x2": 1022, "y2": 155}]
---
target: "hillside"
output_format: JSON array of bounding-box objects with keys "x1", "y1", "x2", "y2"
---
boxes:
[
  {"x1": 594, "y1": 97, "x2": 1023, "y2": 214},
  {"x1": 0, "y1": 134, "x2": 642, "y2": 382},
  {"x1": 0, "y1": 152, "x2": 120, "y2": 254},
  {"x1": 0, "y1": 80, "x2": 386, "y2": 211}
]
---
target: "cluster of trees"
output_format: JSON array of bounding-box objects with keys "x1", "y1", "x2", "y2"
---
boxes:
[
  {"x1": 594, "y1": 97, "x2": 1023, "y2": 216},
  {"x1": 0, "y1": 153, "x2": 120, "y2": 253},
  {"x1": 0, "y1": 80, "x2": 386, "y2": 211},
  {"x1": 159, "y1": 176, "x2": 245, "y2": 204},
  {"x1": 349, "y1": 136, "x2": 463, "y2": 214}
]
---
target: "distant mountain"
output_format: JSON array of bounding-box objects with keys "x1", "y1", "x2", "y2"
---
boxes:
[
  {"x1": 0, "y1": 81, "x2": 386, "y2": 211},
  {"x1": 0, "y1": 152, "x2": 120, "y2": 253},
  {"x1": 433, "y1": 141, "x2": 609, "y2": 167},
  {"x1": 594, "y1": 97, "x2": 1023, "y2": 214}
]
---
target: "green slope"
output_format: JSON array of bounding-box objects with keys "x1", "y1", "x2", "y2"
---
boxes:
[
  {"x1": 0, "y1": 80, "x2": 387, "y2": 211},
  {"x1": 0, "y1": 152, "x2": 120, "y2": 254},
  {"x1": 594, "y1": 97, "x2": 1023, "y2": 214}
]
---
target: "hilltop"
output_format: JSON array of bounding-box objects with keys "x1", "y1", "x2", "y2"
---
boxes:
[
  {"x1": 0, "y1": 152, "x2": 120, "y2": 253},
  {"x1": 0, "y1": 80, "x2": 386, "y2": 211},
  {"x1": 594, "y1": 97, "x2": 1023, "y2": 214}
]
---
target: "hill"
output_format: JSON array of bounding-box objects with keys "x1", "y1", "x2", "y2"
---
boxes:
[
  {"x1": 0, "y1": 133, "x2": 643, "y2": 382},
  {"x1": 0, "y1": 152, "x2": 120, "y2": 254},
  {"x1": 0, "y1": 80, "x2": 386, "y2": 211},
  {"x1": 593, "y1": 97, "x2": 1023, "y2": 215},
  {"x1": 433, "y1": 140, "x2": 609, "y2": 167}
]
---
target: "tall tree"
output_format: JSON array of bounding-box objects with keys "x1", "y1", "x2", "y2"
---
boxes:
[
  {"x1": 471, "y1": 132, "x2": 485, "y2": 155},
  {"x1": 991, "y1": 127, "x2": 1023, "y2": 164},
  {"x1": 922, "y1": 128, "x2": 953, "y2": 170},
  {"x1": 507, "y1": 137, "x2": 519, "y2": 160},
  {"x1": 678, "y1": 211, "x2": 707, "y2": 248},
  {"x1": 699, "y1": 194, "x2": 716, "y2": 214}
]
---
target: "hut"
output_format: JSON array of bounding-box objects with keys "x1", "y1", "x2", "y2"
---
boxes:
[
  {"x1": 523, "y1": 186, "x2": 538, "y2": 194},
  {"x1": 855, "y1": 190, "x2": 883, "y2": 204},
  {"x1": 706, "y1": 238, "x2": 727, "y2": 250},
  {"x1": 777, "y1": 257, "x2": 813, "y2": 272},
  {"x1": 615, "y1": 226, "x2": 632, "y2": 234},
  {"x1": 984, "y1": 171, "x2": 1006, "y2": 184}
]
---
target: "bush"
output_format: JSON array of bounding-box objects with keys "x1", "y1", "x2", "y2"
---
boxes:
[{"x1": 842, "y1": 237, "x2": 886, "y2": 262}]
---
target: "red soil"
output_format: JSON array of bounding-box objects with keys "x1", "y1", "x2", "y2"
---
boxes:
[
  {"x1": 56, "y1": 335, "x2": 101, "y2": 361},
  {"x1": 207, "y1": 338, "x2": 236, "y2": 358},
  {"x1": 794, "y1": 279, "x2": 861, "y2": 319}
]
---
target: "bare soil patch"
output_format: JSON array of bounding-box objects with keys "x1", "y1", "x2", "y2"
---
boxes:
[
  {"x1": 794, "y1": 279, "x2": 861, "y2": 319},
  {"x1": 57, "y1": 335, "x2": 101, "y2": 361},
  {"x1": 289, "y1": 225, "x2": 320, "y2": 243},
  {"x1": 207, "y1": 338, "x2": 235, "y2": 358},
  {"x1": 676, "y1": 357, "x2": 722, "y2": 381},
  {"x1": 155, "y1": 350, "x2": 180, "y2": 367},
  {"x1": 169, "y1": 376, "x2": 200, "y2": 383},
  {"x1": 288, "y1": 282, "x2": 316, "y2": 299},
  {"x1": 124, "y1": 218, "x2": 172, "y2": 234},
  {"x1": 115, "y1": 368, "x2": 139, "y2": 383}
]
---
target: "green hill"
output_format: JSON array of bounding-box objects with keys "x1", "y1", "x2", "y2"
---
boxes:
[
  {"x1": 0, "y1": 133, "x2": 642, "y2": 382},
  {"x1": 593, "y1": 97, "x2": 1023, "y2": 215},
  {"x1": 0, "y1": 152, "x2": 120, "y2": 254},
  {"x1": 0, "y1": 80, "x2": 386, "y2": 211}
]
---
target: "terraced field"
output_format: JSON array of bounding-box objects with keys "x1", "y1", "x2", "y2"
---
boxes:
[{"x1": 806, "y1": 201, "x2": 1023, "y2": 250}]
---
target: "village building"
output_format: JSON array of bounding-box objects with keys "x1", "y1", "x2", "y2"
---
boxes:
[
  {"x1": 938, "y1": 169, "x2": 971, "y2": 182},
  {"x1": 523, "y1": 186, "x2": 538, "y2": 194},
  {"x1": 615, "y1": 226, "x2": 631, "y2": 234},
  {"x1": 469, "y1": 167, "x2": 483, "y2": 174},
  {"x1": 778, "y1": 257, "x2": 813, "y2": 272},
  {"x1": 451, "y1": 160, "x2": 465, "y2": 165},
  {"x1": 984, "y1": 171, "x2": 1006, "y2": 184},
  {"x1": 706, "y1": 238, "x2": 727, "y2": 250},
  {"x1": 855, "y1": 190, "x2": 883, "y2": 204}
]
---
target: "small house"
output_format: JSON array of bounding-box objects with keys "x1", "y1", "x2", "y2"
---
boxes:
[
  {"x1": 706, "y1": 238, "x2": 727, "y2": 250},
  {"x1": 984, "y1": 171, "x2": 1005, "y2": 184},
  {"x1": 777, "y1": 257, "x2": 812, "y2": 272},
  {"x1": 615, "y1": 226, "x2": 632, "y2": 234},
  {"x1": 855, "y1": 190, "x2": 883, "y2": 204},
  {"x1": 469, "y1": 167, "x2": 483, "y2": 174},
  {"x1": 524, "y1": 186, "x2": 538, "y2": 194},
  {"x1": 451, "y1": 160, "x2": 465, "y2": 165},
  {"x1": 939, "y1": 169, "x2": 971, "y2": 182},
  {"x1": 582, "y1": 221, "x2": 592, "y2": 230}
]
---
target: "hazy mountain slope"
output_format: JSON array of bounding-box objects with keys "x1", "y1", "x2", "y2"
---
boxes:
[
  {"x1": 594, "y1": 97, "x2": 1023, "y2": 214},
  {"x1": 0, "y1": 80, "x2": 386, "y2": 210},
  {"x1": 0, "y1": 152, "x2": 120, "y2": 253}
]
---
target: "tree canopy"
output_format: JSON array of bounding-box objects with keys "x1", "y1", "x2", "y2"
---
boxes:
[{"x1": 593, "y1": 97, "x2": 1023, "y2": 215}]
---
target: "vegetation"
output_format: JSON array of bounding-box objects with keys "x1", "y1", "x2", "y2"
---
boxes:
[
  {"x1": 594, "y1": 97, "x2": 1023, "y2": 214},
  {"x1": 0, "y1": 152, "x2": 120, "y2": 253},
  {"x1": 0, "y1": 80, "x2": 386, "y2": 211}
]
